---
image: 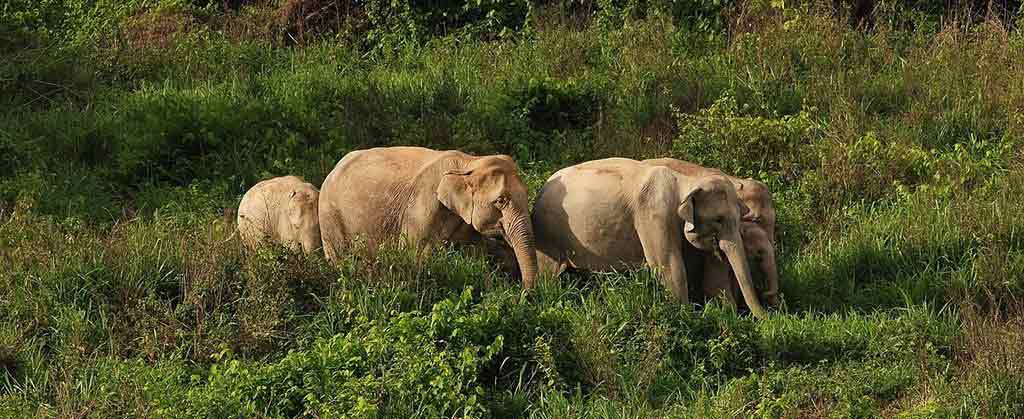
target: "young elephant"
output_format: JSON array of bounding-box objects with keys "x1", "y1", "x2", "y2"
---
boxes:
[
  {"x1": 237, "y1": 176, "x2": 321, "y2": 254},
  {"x1": 701, "y1": 222, "x2": 779, "y2": 307},
  {"x1": 532, "y1": 158, "x2": 768, "y2": 318},
  {"x1": 644, "y1": 158, "x2": 779, "y2": 306},
  {"x1": 318, "y1": 146, "x2": 539, "y2": 287}
]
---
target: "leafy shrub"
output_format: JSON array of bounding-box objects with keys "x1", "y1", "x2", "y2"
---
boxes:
[
  {"x1": 1, "y1": 0, "x2": 161, "y2": 45},
  {"x1": 671, "y1": 93, "x2": 818, "y2": 186},
  {"x1": 362, "y1": 0, "x2": 532, "y2": 51},
  {"x1": 811, "y1": 130, "x2": 933, "y2": 207},
  {"x1": 511, "y1": 76, "x2": 603, "y2": 133},
  {"x1": 589, "y1": 0, "x2": 739, "y2": 34},
  {"x1": 810, "y1": 129, "x2": 1019, "y2": 214},
  {"x1": 168, "y1": 288, "x2": 507, "y2": 418}
]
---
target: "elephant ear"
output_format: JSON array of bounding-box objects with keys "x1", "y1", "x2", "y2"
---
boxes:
[
  {"x1": 437, "y1": 170, "x2": 475, "y2": 226},
  {"x1": 677, "y1": 189, "x2": 697, "y2": 233}
]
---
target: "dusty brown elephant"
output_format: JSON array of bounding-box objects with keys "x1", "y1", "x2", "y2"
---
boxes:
[
  {"x1": 531, "y1": 158, "x2": 768, "y2": 318},
  {"x1": 318, "y1": 146, "x2": 539, "y2": 287},
  {"x1": 237, "y1": 175, "x2": 321, "y2": 254},
  {"x1": 644, "y1": 158, "x2": 780, "y2": 306}
]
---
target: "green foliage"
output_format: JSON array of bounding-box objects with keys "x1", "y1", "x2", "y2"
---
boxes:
[
  {"x1": 512, "y1": 76, "x2": 603, "y2": 132},
  {"x1": 671, "y1": 93, "x2": 818, "y2": 186},
  {"x1": 590, "y1": 0, "x2": 739, "y2": 34},
  {"x1": 173, "y1": 288, "x2": 505, "y2": 418},
  {"x1": 1, "y1": 0, "x2": 173, "y2": 45},
  {"x1": 363, "y1": 0, "x2": 533, "y2": 51}
]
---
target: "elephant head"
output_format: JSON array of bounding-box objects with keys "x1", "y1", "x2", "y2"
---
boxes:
[
  {"x1": 741, "y1": 221, "x2": 779, "y2": 306},
  {"x1": 287, "y1": 188, "x2": 321, "y2": 254},
  {"x1": 436, "y1": 155, "x2": 539, "y2": 287},
  {"x1": 732, "y1": 178, "x2": 776, "y2": 243},
  {"x1": 678, "y1": 175, "x2": 768, "y2": 318}
]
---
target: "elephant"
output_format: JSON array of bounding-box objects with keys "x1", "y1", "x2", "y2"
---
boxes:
[
  {"x1": 699, "y1": 222, "x2": 779, "y2": 308},
  {"x1": 531, "y1": 158, "x2": 768, "y2": 318},
  {"x1": 318, "y1": 146, "x2": 539, "y2": 286},
  {"x1": 643, "y1": 158, "x2": 780, "y2": 307},
  {"x1": 237, "y1": 175, "x2": 321, "y2": 254}
]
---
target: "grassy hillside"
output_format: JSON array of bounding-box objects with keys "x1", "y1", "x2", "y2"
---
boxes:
[{"x1": 2, "y1": 1, "x2": 1024, "y2": 417}]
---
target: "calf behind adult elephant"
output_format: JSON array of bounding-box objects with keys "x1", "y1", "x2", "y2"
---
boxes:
[
  {"x1": 700, "y1": 222, "x2": 780, "y2": 307},
  {"x1": 237, "y1": 176, "x2": 321, "y2": 254},
  {"x1": 644, "y1": 158, "x2": 780, "y2": 307},
  {"x1": 318, "y1": 146, "x2": 539, "y2": 287},
  {"x1": 531, "y1": 158, "x2": 768, "y2": 318}
]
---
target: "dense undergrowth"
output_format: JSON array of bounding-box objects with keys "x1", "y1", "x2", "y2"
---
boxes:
[{"x1": 2, "y1": 0, "x2": 1024, "y2": 417}]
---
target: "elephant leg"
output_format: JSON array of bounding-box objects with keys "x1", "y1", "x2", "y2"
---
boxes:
[
  {"x1": 702, "y1": 253, "x2": 737, "y2": 306},
  {"x1": 317, "y1": 206, "x2": 352, "y2": 263},
  {"x1": 536, "y1": 248, "x2": 566, "y2": 280},
  {"x1": 635, "y1": 214, "x2": 688, "y2": 302}
]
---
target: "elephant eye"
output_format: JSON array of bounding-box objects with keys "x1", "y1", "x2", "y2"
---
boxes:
[{"x1": 494, "y1": 196, "x2": 510, "y2": 208}]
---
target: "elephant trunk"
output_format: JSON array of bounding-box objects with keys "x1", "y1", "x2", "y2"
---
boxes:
[
  {"x1": 720, "y1": 234, "x2": 768, "y2": 319},
  {"x1": 502, "y1": 209, "x2": 539, "y2": 288},
  {"x1": 760, "y1": 250, "x2": 780, "y2": 306},
  {"x1": 301, "y1": 233, "x2": 322, "y2": 255}
]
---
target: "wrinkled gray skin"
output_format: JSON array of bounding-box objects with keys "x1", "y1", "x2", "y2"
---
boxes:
[
  {"x1": 237, "y1": 176, "x2": 321, "y2": 254},
  {"x1": 318, "y1": 146, "x2": 539, "y2": 287},
  {"x1": 644, "y1": 158, "x2": 779, "y2": 306},
  {"x1": 532, "y1": 158, "x2": 768, "y2": 319}
]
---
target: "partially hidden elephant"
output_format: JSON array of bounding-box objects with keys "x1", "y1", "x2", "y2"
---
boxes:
[
  {"x1": 237, "y1": 175, "x2": 321, "y2": 254},
  {"x1": 698, "y1": 221, "x2": 779, "y2": 307},
  {"x1": 318, "y1": 146, "x2": 539, "y2": 286},
  {"x1": 644, "y1": 158, "x2": 779, "y2": 306},
  {"x1": 531, "y1": 158, "x2": 768, "y2": 318}
]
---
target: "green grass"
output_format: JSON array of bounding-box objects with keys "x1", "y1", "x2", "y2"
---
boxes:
[{"x1": 2, "y1": 0, "x2": 1024, "y2": 417}]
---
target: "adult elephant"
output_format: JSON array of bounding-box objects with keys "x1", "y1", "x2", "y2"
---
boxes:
[
  {"x1": 319, "y1": 146, "x2": 539, "y2": 287},
  {"x1": 644, "y1": 158, "x2": 780, "y2": 306},
  {"x1": 532, "y1": 158, "x2": 768, "y2": 319}
]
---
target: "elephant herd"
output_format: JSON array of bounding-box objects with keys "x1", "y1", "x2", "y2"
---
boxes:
[{"x1": 236, "y1": 146, "x2": 779, "y2": 318}]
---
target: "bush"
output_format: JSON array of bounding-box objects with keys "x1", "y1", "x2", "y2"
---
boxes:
[
  {"x1": 365, "y1": 0, "x2": 532, "y2": 48},
  {"x1": 511, "y1": 76, "x2": 603, "y2": 133},
  {"x1": 177, "y1": 288, "x2": 508, "y2": 418},
  {"x1": 670, "y1": 93, "x2": 818, "y2": 186}
]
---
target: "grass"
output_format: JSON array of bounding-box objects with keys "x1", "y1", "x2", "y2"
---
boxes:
[{"x1": 2, "y1": 0, "x2": 1024, "y2": 417}]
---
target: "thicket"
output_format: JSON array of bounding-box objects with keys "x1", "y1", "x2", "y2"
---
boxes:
[{"x1": 2, "y1": 0, "x2": 1024, "y2": 417}]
